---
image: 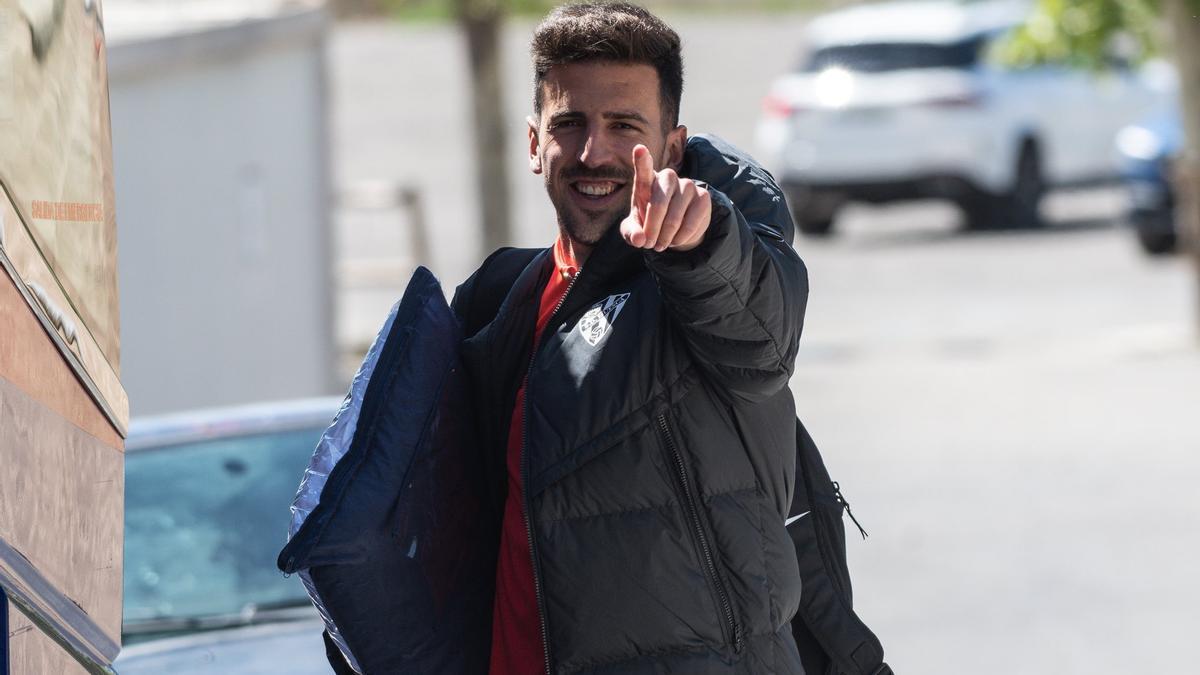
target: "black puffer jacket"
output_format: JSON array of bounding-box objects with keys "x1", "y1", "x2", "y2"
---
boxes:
[{"x1": 452, "y1": 135, "x2": 809, "y2": 674}]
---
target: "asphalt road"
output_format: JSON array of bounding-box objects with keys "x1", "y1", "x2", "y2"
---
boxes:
[{"x1": 330, "y1": 15, "x2": 1200, "y2": 674}]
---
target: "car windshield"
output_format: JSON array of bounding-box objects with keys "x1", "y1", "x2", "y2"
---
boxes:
[
  {"x1": 123, "y1": 426, "x2": 324, "y2": 638},
  {"x1": 804, "y1": 37, "x2": 986, "y2": 73}
]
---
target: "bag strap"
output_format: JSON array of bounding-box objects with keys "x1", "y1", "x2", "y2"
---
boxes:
[{"x1": 789, "y1": 416, "x2": 892, "y2": 675}]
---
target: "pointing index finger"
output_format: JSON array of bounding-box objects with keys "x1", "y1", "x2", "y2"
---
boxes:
[{"x1": 631, "y1": 144, "x2": 655, "y2": 222}]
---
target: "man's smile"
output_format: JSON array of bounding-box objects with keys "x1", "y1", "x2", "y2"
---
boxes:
[{"x1": 569, "y1": 179, "x2": 627, "y2": 206}]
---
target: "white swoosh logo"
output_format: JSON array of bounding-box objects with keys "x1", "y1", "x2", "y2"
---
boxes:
[{"x1": 785, "y1": 511, "x2": 810, "y2": 526}]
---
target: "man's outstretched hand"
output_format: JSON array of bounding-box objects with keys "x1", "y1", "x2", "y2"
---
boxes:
[{"x1": 620, "y1": 144, "x2": 711, "y2": 253}]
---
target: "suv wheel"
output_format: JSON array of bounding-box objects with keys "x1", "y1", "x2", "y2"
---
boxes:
[
  {"x1": 1005, "y1": 142, "x2": 1045, "y2": 229},
  {"x1": 786, "y1": 187, "x2": 840, "y2": 237},
  {"x1": 1136, "y1": 227, "x2": 1177, "y2": 255},
  {"x1": 961, "y1": 142, "x2": 1045, "y2": 230},
  {"x1": 797, "y1": 214, "x2": 836, "y2": 237}
]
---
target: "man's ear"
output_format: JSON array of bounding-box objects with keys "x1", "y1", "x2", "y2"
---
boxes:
[
  {"x1": 527, "y1": 116, "x2": 542, "y2": 174},
  {"x1": 664, "y1": 124, "x2": 687, "y2": 171}
]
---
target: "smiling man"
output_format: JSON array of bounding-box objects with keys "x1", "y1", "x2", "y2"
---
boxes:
[
  {"x1": 531, "y1": 58, "x2": 707, "y2": 259},
  {"x1": 451, "y1": 3, "x2": 810, "y2": 674}
]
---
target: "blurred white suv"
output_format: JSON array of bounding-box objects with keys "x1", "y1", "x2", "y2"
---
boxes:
[{"x1": 755, "y1": 0, "x2": 1167, "y2": 235}]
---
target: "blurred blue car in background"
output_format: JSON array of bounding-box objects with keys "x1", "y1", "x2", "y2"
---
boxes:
[
  {"x1": 115, "y1": 397, "x2": 341, "y2": 674},
  {"x1": 1116, "y1": 105, "x2": 1184, "y2": 255}
]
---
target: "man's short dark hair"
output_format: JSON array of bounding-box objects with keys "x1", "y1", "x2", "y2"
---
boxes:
[{"x1": 531, "y1": 2, "x2": 684, "y2": 130}]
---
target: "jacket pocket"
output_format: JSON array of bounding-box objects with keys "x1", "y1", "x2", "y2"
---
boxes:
[{"x1": 655, "y1": 412, "x2": 744, "y2": 653}]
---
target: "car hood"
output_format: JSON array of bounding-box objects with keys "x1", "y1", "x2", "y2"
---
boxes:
[
  {"x1": 114, "y1": 616, "x2": 329, "y2": 675},
  {"x1": 1116, "y1": 104, "x2": 1184, "y2": 171},
  {"x1": 1136, "y1": 107, "x2": 1184, "y2": 155}
]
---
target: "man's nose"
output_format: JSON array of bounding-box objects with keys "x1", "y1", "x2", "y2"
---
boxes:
[{"x1": 578, "y1": 127, "x2": 617, "y2": 167}]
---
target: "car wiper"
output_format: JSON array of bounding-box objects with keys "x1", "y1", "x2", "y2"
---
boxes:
[
  {"x1": 123, "y1": 614, "x2": 242, "y2": 636},
  {"x1": 241, "y1": 597, "x2": 313, "y2": 613},
  {"x1": 123, "y1": 599, "x2": 315, "y2": 636},
  {"x1": 235, "y1": 599, "x2": 316, "y2": 624}
]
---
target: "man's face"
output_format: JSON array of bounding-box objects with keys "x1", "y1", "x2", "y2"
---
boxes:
[{"x1": 529, "y1": 61, "x2": 686, "y2": 247}]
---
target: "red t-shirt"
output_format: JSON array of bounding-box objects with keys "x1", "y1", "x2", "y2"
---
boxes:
[{"x1": 489, "y1": 237, "x2": 578, "y2": 675}]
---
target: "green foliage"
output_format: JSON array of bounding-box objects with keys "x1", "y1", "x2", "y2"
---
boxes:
[
  {"x1": 382, "y1": 0, "x2": 554, "y2": 21},
  {"x1": 381, "y1": 0, "x2": 455, "y2": 21},
  {"x1": 997, "y1": 0, "x2": 1163, "y2": 69},
  {"x1": 379, "y1": 0, "x2": 854, "y2": 22}
]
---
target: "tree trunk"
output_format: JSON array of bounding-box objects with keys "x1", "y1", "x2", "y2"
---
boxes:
[
  {"x1": 456, "y1": 0, "x2": 513, "y2": 259},
  {"x1": 1166, "y1": 0, "x2": 1200, "y2": 336}
]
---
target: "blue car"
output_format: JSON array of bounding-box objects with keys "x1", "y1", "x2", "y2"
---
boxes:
[
  {"x1": 1115, "y1": 105, "x2": 1183, "y2": 255},
  {"x1": 116, "y1": 397, "x2": 342, "y2": 674}
]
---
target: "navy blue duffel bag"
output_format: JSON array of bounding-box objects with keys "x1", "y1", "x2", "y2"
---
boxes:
[{"x1": 277, "y1": 267, "x2": 492, "y2": 674}]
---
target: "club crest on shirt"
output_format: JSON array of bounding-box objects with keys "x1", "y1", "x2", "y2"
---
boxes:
[{"x1": 577, "y1": 293, "x2": 630, "y2": 347}]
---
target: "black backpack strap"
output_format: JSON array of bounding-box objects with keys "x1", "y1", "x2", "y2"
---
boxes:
[
  {"x1": 452, "y1": 246, "x2": 542, "y2": 338},
  {"x1": 788, "y1": 417, "x2": 892, "y2": 675}
]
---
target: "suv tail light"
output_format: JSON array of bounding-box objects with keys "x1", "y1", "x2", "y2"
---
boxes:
[{"x1": 762, "y1": 93, "x2": 804, "y2": 118}]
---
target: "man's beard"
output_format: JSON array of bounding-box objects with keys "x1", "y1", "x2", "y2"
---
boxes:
[
  {"x1": 545, "y1": 164, "x2": 631, "y2": 246},
  {"x1": 556, "y1": 202, "x2": 625, "y2": 246}
]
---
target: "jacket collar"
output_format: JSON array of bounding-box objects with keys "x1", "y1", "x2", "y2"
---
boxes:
[
  {"x1": 565, "y1": 221, "x2": 644, "y2": 312},
  {"x1": 465, "y1": 221, "x2": 645, "y2": 358}
]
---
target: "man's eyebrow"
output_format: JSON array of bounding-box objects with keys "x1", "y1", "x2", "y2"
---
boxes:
[
  {"x1": 548, "y1": 111, "x2": 585, "y2": 124},
  {"x1": 603, "y1": 111, "x2": 650, "y2": 124},
  {"x1": 546, "y1": 110, "x2": 651, "y2": 126}
]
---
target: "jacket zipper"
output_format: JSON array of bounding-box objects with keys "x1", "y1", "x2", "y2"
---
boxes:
[
  {"x1": 522, "y1": 264, "x2": 582, "y2": 675},
  {"x1": 833, "y1": 481, "x2": 869, "y2": 540},
  {"x1": 656, "y1": 413, "x2": 743, "y2": 653}
]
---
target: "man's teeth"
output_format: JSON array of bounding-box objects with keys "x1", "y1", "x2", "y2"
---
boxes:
[{"x1": 577, "y1": 183, "x2": 615, "y2": 196}]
